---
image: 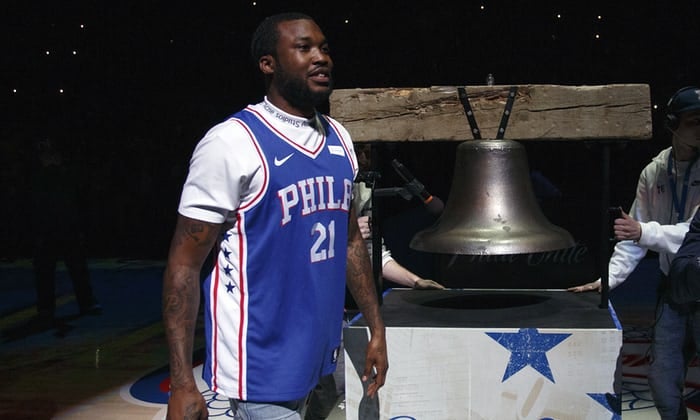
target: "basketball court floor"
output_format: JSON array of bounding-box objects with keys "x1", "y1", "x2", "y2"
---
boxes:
[{"x1": 1, "y1": 258, "x2": 700, "y2": 419}]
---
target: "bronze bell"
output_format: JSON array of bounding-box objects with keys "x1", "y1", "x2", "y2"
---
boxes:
[{"x1": 410, "y1": 139, "x2": 574, "y2": 255}]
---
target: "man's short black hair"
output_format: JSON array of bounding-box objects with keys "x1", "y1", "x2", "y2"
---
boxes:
[{"x1": 250, "y1": 12, "x2": 314, "y2": 65}]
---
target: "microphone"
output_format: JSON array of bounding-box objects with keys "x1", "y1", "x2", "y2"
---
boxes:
[{"x1": 391, "y1": 159, "x2": 444, "y2": 216}]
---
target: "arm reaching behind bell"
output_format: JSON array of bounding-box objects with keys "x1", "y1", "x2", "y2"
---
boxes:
[
  {"x1": 356, "y1": 212, "x2": 444, "y2": 290},
  {"x1": 568, "y1": 209, "x2": 639, "y2": 293},
  {"x1": 382, "y1": 259, "x2": 445, "y2": 290},
  {"x1": 413, "y1": 278, "x2": 445, "y2": 290},
  {"x1": 568, "y1": 279, "x2": 602, "y2": 293}
]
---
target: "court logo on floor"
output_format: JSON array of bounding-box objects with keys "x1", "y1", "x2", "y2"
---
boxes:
[{"x1": 121, "y1": 362, "x2": 234, "y2": 418}]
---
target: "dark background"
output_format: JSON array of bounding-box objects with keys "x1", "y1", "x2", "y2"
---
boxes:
[{"x1": 2, "y1": 1, "x2": 699, "y2": 286}]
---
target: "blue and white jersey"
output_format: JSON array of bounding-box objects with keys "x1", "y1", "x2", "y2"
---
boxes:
[{"x1": 179, "y1": 99, "x2": 357, "y2": 401}]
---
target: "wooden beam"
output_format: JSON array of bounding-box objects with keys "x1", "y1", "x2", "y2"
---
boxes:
[{"x1": 329, "y1": 84, "x2": 652, "y2": 142}]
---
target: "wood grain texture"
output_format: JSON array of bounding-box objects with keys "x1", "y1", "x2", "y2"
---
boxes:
[{"x1": 329, "y1": 84, "x2": 651, "y2": 142}]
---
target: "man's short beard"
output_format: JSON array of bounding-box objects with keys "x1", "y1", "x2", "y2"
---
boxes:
[{"x1": 277, "y1": 69, "x2": 333, "y2": 110}]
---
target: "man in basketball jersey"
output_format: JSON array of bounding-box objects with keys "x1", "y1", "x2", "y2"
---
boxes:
[
  {"x1": 569, "y1": 86, "x2": 700, "y2": 419},
  {"x1": 162, "y1": 13, "x2": 387, "y2": 420}
]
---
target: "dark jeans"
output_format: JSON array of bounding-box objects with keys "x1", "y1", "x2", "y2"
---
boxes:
[
  {"x1": 649, "y1": 276, "x2": 700, "y2": 419},
  {"x1": 648, "y1": 300, "x2": 700, "y2": 420}
]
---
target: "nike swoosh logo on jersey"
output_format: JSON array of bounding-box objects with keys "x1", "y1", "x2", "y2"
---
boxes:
[{"x1": 274, "y1": 153, "x2": 294, "y2": 166}]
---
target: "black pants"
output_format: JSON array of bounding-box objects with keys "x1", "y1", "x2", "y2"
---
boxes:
[
  {"x1": 304, "y1": 373, "x2": 339, "y2": 420},
  {"x1": 32, "y1": 234, "x2": 96, "y2": 317}
]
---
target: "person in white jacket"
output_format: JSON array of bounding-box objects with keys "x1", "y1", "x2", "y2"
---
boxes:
[{"x1": 569, "y1": 86, "x2": 700, "y2": 419}]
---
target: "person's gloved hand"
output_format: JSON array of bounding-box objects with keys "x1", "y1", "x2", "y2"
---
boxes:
[
  {"x1": 357, "y1": 215, "x2": 372, "y2": 240},
  {"x1": 414, "y1": 278, "x2": 445, "y2": 290},
  {"x1": 567, "y1": 279, "x2": 601, "y2": 293}
]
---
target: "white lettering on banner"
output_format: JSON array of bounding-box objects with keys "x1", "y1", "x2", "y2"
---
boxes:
[{"x1": 278, "y1": 177, "x2": 352, "y2": 225}]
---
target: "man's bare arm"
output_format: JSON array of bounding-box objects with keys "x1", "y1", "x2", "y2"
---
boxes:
[
  {"x1": 163, "y1": 215, "x2": 220, "y2": 419},
  {"x1": 345, "y1": 207, "x2": 387, "y2": 397}
]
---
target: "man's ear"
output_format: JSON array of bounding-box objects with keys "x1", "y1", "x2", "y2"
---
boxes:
[{"x1": 259, "y1": 55, "x2": 275, "y2": 75}]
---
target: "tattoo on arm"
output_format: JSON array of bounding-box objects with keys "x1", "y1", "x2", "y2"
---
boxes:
[
  {"x1": 346, "y1": 212, "x2": 384, "y2": 333},
  {"x1": 163, "y1": 216, "x2": 220, "y2": 389}
]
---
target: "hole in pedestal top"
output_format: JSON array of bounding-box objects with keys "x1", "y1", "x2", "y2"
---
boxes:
[{"x1": 419, "y1": 293, "x2": 549, "y2": 310}]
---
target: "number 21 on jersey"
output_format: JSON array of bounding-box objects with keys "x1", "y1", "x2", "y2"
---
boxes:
[{"x1": 310, "y1": 220, "x2": 335, "y2": 262}]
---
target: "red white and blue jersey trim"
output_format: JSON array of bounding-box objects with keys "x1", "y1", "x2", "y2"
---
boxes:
[{"x1": 201, "y1": 106, "x2": 355, "y2": 402}]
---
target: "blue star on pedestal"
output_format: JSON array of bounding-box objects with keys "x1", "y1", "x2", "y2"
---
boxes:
[
  {"x1": 588, "y1": 393, "x2": 621, "y2": 420},
  {"x1": 486, "y1": 328, "x2": 571, "y2": 383},
  {"x1": 225, "y1": 282, "x2": 236, "y2": 293}
]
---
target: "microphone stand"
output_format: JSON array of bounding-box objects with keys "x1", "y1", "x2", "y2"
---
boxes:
[
  {"x1": 371, "y1": 184, "x2": 382, "y2": 305},
  {"x1": 358, "y1": 168, "x2": 413, "y2": 307},
  {"x1": 370, "y1": 187, "x2": 414, "y2": 306}
]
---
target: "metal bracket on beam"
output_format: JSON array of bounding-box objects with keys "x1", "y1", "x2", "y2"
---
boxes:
[{"x1": 458, "y1": 86, "x2": 519, "y2": 140}]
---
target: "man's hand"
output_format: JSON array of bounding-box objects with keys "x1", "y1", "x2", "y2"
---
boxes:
[
  {"x1": 613, "y1": 210, "x2": 642, "y2": 241},
  {"x1": 567, "y1": 279, "x2": 601, "y2": 293},
  {"x1": 357, "y1": 215, "x2": 372, "y2": 240},
  {"x1": 414, "y1": 278, "x2": 445, "y2": 290},
  {"x1": 362, "y1": 332, "x2": 388, "y2": 398},
  {"x1": 166, "y1": 387, "x2": 208, "y2": 420}
]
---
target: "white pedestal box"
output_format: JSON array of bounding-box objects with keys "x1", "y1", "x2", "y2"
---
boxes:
[{"x1": 344, "y1": 289, "x2": 622, "y2": 420}]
